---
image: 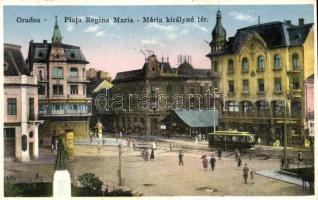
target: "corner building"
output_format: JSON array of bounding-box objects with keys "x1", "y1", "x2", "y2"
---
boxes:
[
  {"x1": 207, "y1": 10, "x2": 314, "y2": 146},
  {"x1": 27, "y1": 17, "x2": 92, "y2": 139}
]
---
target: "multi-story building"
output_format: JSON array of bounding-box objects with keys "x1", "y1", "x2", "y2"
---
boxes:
[
  {"x1": 207, "y1": 10, "x2": 314, "y2": 146},
  {"x1": 26, "y1": 17, "x2": 92, "y2": 139},
  {"x1": 4, "y1": 43, "x2": 42, "y2": 162},
  {"x1": 111, "y1": 54, "x2": 216, "y2": 135}
]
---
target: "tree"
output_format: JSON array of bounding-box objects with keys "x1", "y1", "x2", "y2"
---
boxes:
[{"x1": 77, "y1": 173, "x2": 103, "y2": 191}]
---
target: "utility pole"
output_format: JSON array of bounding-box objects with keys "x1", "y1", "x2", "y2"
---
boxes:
[
  {"x1": 118, "y1": 144, "x2": 123, "y2": 186},
  {"x1": 213, "y1": 88, "x2": 217, "y2": 133},
  {"x1": 283, "y1": 101, "x2": 288, "y2": 169}
]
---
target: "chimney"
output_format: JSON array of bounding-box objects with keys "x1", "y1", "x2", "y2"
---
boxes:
[
  {"x1": 43, "y1": 40, "x2": 47, "y2": 44},
  {"x1": 285, "y1": 20, "x2": 292, "y2": 25},
  {"x1": 30, "y1": 39, "x2": 34, "y2": 43},
  {"x1": 299, "y1": 18, "x2": 304, "y2": 26}
]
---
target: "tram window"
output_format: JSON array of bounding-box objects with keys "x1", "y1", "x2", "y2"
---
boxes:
[{"x1": 233, "y1": 136, "x2": 237, "y2": 142}]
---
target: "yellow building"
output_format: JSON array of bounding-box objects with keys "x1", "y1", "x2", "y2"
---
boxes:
[{"x1": 207, "y1": 10, "x2": 314, "y2": 146}]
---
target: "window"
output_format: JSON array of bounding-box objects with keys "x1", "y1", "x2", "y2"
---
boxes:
[
  {"x1": 228, "y1": 101, "x2": 239, "y2": 112},
  {"x1": 242, "y1": 101, "x2": 253, "y2": 112},
  {"x1": 273, "y1": 100, "x2": 284, "y2": 114},
  {"x1": 4, "y1": 128, "x2": 15, "y2": 139},
  {"x1": 70, "y1": 85, "x2": 79, "y2": 95},
  {"x1": 83, "y1": 85, "x2": 86, "y2": 95},
  {"x1": 228, "y1": 80, "x2": 234, "y2": 93},
  {"x1": 274, "y1": 54, "x2": 281, "y2": 70},
  {"x1": 38, "y1": 85, "x2": 45, "y2": 95},
  {"x1": 227, "y1": 59, "x2": 234, "y2": 73},
  {"x1": 166, "y1": 85, "x2": 172, "y2": 94},
  {"x1": 53, "y1": 85, "x2": 63, "y2": 95},
  {"x1": 213, "y1": 80, "x2": 219, "y2": 90},
  {"x1": 257, "y1": 100, "x2": 269, "y2": 112},
  {"x1": 242, "y1": 57, "x2": 249, "y2": 72},
  {"x1": 292, "y1": 101, "x2": 301, "y2": 117},
  {"x1": 29, "y1": 98, "x2": 35, "y2": 120},
  {"x1": 242, "y1": 80, "x2": 249, "y2": 94},
  {"x1": 70, "y1": 67, "x2": 78, "y2": 77},
  {"x1": 274, "y1": 78, "x2": 282, "y2": 92},
  {"x1": 258, "y1": 79, "x2": 265, "y2": 92},
  {"x1": 7, "y1": 98, "x2": 17, "y2": 115},
  {"x1": 4, "y1": 62, "x2": 8, "y2": 71},
  {"x1": 292, "y1": 53, "x2": 299, "y2": 70},
  {"x1": 200, "y1": 86, "x2": 204, "y2": 94},
  {"x1": 213, "y1": 60, "x2": 218, "y2": 73},
  {"x1": 257, "y1": 56, "x2": 265, "y2": 71},
  {"x1": 53, "y1": 67, "x2": 63, "y2": 78},
  {"x1": 293, "y1": 76, "x2": 300, "y2": 90}
]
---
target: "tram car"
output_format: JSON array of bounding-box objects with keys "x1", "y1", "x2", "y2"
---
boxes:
[{"x1": 208, "y1": 130, "x2": 256, "y2": 150}]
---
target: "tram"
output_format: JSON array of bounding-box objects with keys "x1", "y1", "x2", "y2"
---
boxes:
[{"x1": 208, "y1": 130, "x2": 256, "y2": 150}]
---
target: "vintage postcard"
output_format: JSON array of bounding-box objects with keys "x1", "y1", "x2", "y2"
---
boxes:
[{"x1": 1, "y1": 0, "x2": 317, "y2": 198}]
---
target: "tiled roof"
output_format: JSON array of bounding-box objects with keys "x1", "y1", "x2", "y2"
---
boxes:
[
  {"x1": 27, "y1": 42, "x2": 89, "y2": 71},
  {"x1": 4, "y1": 43, "x2": 30, "y2": 76},
  {"x1": 208, "y1": 21, "x2": 313, "y2": 57}
]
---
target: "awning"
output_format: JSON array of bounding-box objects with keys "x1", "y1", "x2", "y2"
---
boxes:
[{"x1": 174, "y1": 110, "x2": 218, "y2": 128}]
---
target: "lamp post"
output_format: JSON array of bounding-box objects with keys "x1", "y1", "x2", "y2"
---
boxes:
[
  {"x1": 283, "y1": 101, "x2": 288, "y2": 169},
  {"x1": 213, "y1": 88, "x2": 218, "y2": 133},
  {"x1": 118, "y1": 144, "x2": 123, "y2": 186}
]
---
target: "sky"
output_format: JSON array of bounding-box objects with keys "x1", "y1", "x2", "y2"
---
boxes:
[{"x1": 4, "y1": 5, "x2": 314, "y2": 78}]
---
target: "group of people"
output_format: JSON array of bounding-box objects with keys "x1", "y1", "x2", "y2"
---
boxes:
[{"x1": 199, "y1": 147, "x2": 256, "y2": 184}]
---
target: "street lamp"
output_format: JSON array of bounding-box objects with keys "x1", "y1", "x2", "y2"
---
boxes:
[
  {"x1": 213, "y1": 88, "x2": 218, "y2": 133},
  {"x1": 118, "y1": 144, "x2": 123, "y2": 186}
]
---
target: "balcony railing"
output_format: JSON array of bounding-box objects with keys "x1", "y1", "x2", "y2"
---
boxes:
[
  {"x1": 39, "y1": 103, "x2": 92, "y2": 116},
  {"x1": 67, "y1": 76, "x2": 90, "y2": 82}
]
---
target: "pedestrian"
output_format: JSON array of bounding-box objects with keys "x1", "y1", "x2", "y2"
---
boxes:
[
  {"x1": 144, "y1": 149, "x2": 149, "y2": 161},
  {"x1": 97, "y1": 142, "x2": 101, "y2": 153},
  {"x1": 152, "y1": 141, "x2": 157, "y2": 150},
  {"x1": 237, "y1": 157, "x2": 242, "y2": 167},
  {"x1": 119, "y1": 131, "x2": 122, "y2": 138},
  {"x1": 243, "y1": 163, "x2": 249, "y2": 184},
  {"x1": 102, "y1": 137, "x2": 105, "y2": 146},
  {"x1": 178, "y1": 150, "x2": 184, "y2": 165},
  {"x1": 217, "y1": 147, "x2": 222, "y2": 160},
  {"x1": 250, "y1": 167, "x2": 255, "y2": 184},
  {"x1": 234, "y1": 148, "x2": 239, "y2": 161},
  {"x1": 150, "y1": 147, "x2": 155, "y2": 160},
  {"x1": 202, "y1": 155, "x2": 208, "y2": 170},
  {"x1": 280, "y1": 158, "x2": 285, "y2": 169},
  {"x1": 209, "y1": 155, "x2": 216, "y2": 171},
  {"x1": 298, "y1": 152, "x2": 302, "y2": 162},
  {"x1": 132, "y1": 140, "x2": 136, "y2": 151}
]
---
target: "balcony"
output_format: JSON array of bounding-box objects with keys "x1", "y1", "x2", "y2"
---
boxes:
[
  {"x1": 287, "y1": 67, "x2": 301, "y2": 73},
  {"x1": 256, "y1": 68, "x2": 265, "y2": 73},
  {"x1": 227, "y1": 92, "x2": 235, "y2": 97},
  {"x1": 257, "y1": 91, "x2": 266, "y2": 96},
  {"x1": 291, "y1": 90, "x2": 302, "y2": 98},
  {"x1": 273, "y1": 67, "x2": 282, "y2": 71},
  {"x1": 241, "y1": 91, "x2": 249, "y2": 96},
  {"x1": 39, "y1": 103, "x2": 92, "y2": 117},
  {"x1": 274, "y1": 90, "x2": 283, "y2": 95},
  {"x1": 67, "y1": 76, "x2": 90, "y2": 83}
]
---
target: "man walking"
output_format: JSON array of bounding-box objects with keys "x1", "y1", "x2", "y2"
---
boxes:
[
  {"x1": 209, "y1": 155, "x2": 216, "y2": 171},
  {"x1": 179, "y1": 151, "x2": 184, "y2": 165},
  {"x1": 243, "y1": 163, "x2": 249, "y2": 184}
]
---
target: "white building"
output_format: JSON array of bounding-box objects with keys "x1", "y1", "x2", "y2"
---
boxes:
[{"x1": 4, "y1": 43, "x2": 42, "y2": 162}]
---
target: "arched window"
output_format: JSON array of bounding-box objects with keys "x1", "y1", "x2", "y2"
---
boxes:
[
  {"x1": 227, "y1": 59, "x2": 234, "y2": 73},
  {"x1": 274, "y1": 54, "x2": 281, "y2": 70},
  {"x1": 228, "y1": 101, "x2": 239, "y2": 112},
  {"x1": 70, "y1": 67, "x2": 78, "y2": 77},
  {"x1": 242, "y1": 101, "x2": 253, "y2": 112},
  {"x1": 292, "y1": 53, "x2": 299, "y2": 70},
  {"x1": 257, "y1": 100, "x2": 269, "y2": 112},
  {"x1": 257, "y1": 56, "x2": 265, "y2": 71},
  {"x1": 242, "y1": 57, "x2": 249, "y2": 72},
  {"x1": 53, "y1": 67, "x2": 63, "y2": 78}
]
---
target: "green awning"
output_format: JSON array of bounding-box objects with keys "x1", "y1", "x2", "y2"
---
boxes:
[{"x1": 174, "y1": 110, "x2": 218, "y2": 128}]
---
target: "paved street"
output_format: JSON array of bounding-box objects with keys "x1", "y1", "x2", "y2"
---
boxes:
[{"x1": 4, "y1": 138, "x2": 313, "y2": 196}]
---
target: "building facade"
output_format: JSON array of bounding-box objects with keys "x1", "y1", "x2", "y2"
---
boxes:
[
  {"x1": 4, "y1": 43, "x2": 42, "y2": 162},
  {"x1": 207, "y1": 10, "x2": 314, "y2": 146},
  {"x1": 26, "y1": 17, "x2": 92, "y2": 139},
  {"x1": 111, "y1": 55, "x2": 217, "y2": 135}
]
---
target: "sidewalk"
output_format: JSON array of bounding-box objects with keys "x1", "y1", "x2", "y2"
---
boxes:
[{"x1": 257, "y1": 170, "x2": 303, "y2": 186}]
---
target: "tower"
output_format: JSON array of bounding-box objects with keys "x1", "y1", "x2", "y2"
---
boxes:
[
  {"x1": 210, "y1": 10, "x2": 227, "y2": 52},
  {"x1": 52, "y1": 16, "x2": 62, "y2": 44}
]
